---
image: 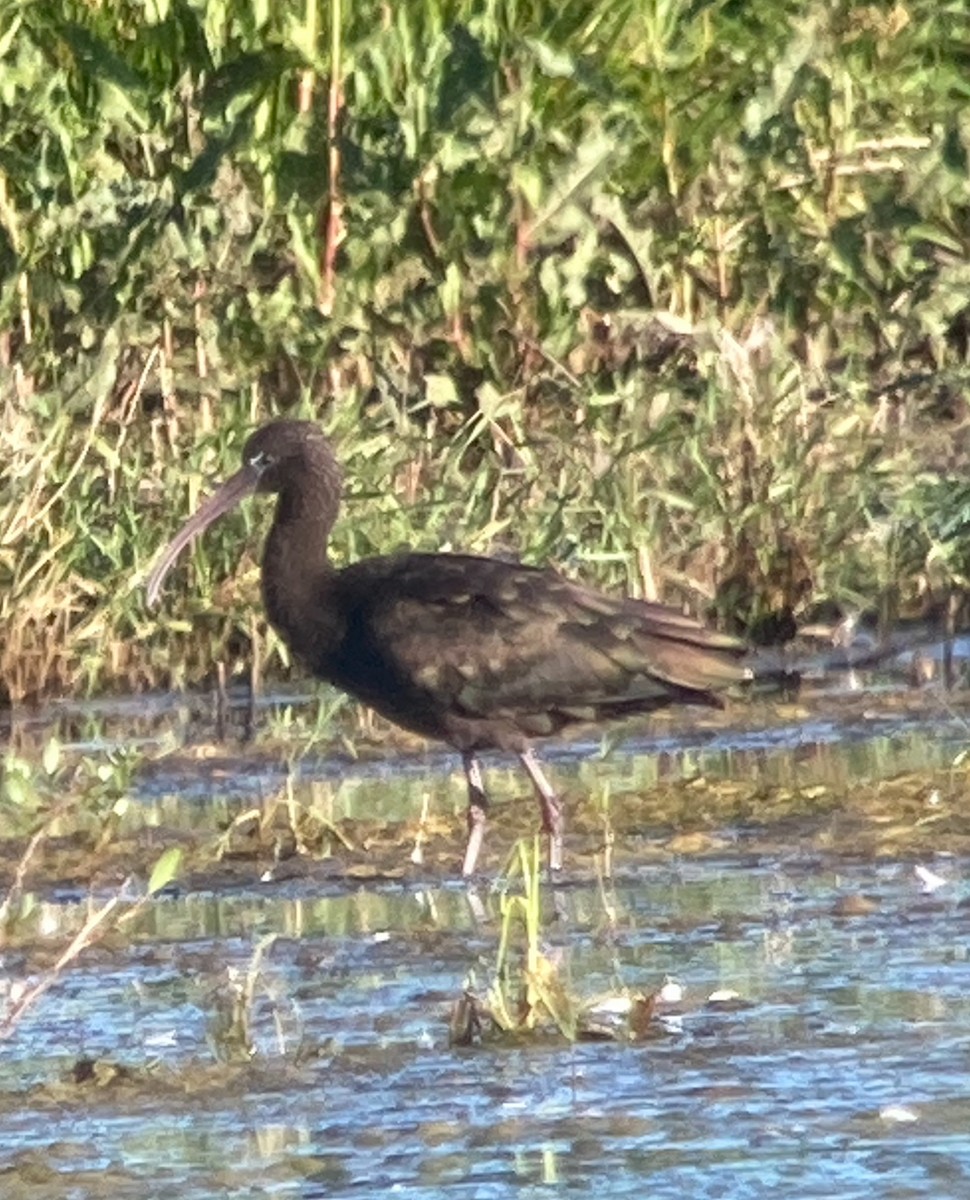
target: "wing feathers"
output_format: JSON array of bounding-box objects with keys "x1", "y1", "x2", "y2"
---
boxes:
[{"x1": 341, "y1": 553, "x2": 744, "y2": 720}]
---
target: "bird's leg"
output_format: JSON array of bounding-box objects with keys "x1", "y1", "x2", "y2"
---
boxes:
[
  {"x1": 461, "y1": 752, "x2": 489, "y2": 877},
  {"x1": 519, "y1": 749, "x2": 563, "y2": 873}
]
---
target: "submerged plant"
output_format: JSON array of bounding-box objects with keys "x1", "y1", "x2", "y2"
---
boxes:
[
  {"x1": 206, "y1": 934, "x2": 304, "y2": 1062},
  {"x1": 212, "y1": 769, "x2": 354, "y2": 865},
  {"x1": 453, "y1": 838, "x2": 657, "y2": 1044},
  {"x1": 487, "y1": 838, "x2": 577, "y2": 1038}
]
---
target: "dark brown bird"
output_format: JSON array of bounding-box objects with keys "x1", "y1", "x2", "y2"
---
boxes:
[{"x1": 146, "y1": 420, "x2": 747, "y2": 875}]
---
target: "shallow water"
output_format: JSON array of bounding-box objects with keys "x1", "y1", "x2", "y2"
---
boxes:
[
  {"x1": 3, "y1": 855, "x2": 970, "y2": 1198},
  {"x1": 3, "y1": 677, "x2": 970, "y2": 1197}
]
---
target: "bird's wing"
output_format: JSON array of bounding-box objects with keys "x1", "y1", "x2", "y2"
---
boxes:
[{"x1": 345, "y1": 553, "x2": 745, "y2": 719}]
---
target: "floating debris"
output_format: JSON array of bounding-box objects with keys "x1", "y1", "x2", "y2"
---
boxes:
[
  {"x1": 707, "y1": 988, "x2": 746, "y2": 1008},
  {"x1": 658, "y1": 978, "x2": 684, "y2": 1005},
  {"x1": 832, "y1": 893, "x2": 879, "y2": 917},
  {"x1": 577, "y1": 991, "x2": 657, "y2": 1042},
  {"x1": 879, "y1": 1104, "x2": 919, "y2": 1124},
  {"x1": 914, "y1": 863, "x2": 948, "y2": 893}
]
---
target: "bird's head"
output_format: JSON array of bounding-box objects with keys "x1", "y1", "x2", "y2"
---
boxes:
[{"x1": 145, "y1": 419, "x2": 340, "y2": 608}]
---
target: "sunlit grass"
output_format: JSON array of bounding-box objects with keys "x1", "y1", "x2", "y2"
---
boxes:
[
  {"x1": 452, "y1": 837, "x2": 662, "y2": 1044},
  {"x1": 2, "y1": 0, "x2": 969, "y2": 706}
]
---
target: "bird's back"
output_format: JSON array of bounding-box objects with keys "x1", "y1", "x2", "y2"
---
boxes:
[{"x1": 296, "y1": 552, "x2": 745, "y2": 752}]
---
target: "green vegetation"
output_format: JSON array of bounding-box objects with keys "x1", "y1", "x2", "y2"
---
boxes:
[
  {"x1": 486, "y1": 838, "x2": 577, "y2": 1038},
  {"x1": 453, "y1": 838, "x2": 658, "y2": 1043},
  {"x1": 2, "y1": 0, "x2": 969, "y2": 702},
  {"x1": 0, "y1": 736, "x2": 181, "y2": 1037}
]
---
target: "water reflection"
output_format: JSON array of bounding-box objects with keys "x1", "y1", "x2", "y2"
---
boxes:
[
  {"x1": 4, "y1": 678, "x2": 970, "y2": 1197},
  {"x1": 3, "y1": 854, "x2": 970, "y2": 1197}
]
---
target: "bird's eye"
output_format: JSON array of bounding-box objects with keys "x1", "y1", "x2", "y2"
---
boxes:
[{"x1": 249, "y1": 449, "x2": 273, "y2": 470}]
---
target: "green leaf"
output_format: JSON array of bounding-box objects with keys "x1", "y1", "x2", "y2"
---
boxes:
[
  {"x1": 2, "y1": 772, "x2": 29, "y2": 808},
  {"x1": 527, "y1": 39, "x2": 575, "y2": 79},
  {"x1": 148, "y1": 847, "x2": 183, "y2": 896},
  {"x1": 425, "y1": 373, "x2": 459, "y2": 408},
  {"x1": 439, "y1": 262, "x2": 462, "y2": 317},
  {"x1": 42, "y1": 738, "x2": 61, "y2": 776}
]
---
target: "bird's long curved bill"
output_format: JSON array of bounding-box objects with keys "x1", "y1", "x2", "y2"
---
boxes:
[{"x1": 145, "y1": 464, "x2": 260, "y2": 608}]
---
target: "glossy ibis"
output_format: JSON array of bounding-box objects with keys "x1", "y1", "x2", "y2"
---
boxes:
[{"x1": 146, "y1": 420, "x2": 747, "y2": 874}]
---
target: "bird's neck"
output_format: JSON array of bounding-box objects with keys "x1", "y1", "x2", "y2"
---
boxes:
[{"x1": 260, "y1": 479, "x2": 343, "y2": 660}]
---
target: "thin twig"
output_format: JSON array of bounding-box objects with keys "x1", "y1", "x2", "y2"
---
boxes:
[{"x1": 0, "y1": 880, "x2": 148, "y2": 1039}]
